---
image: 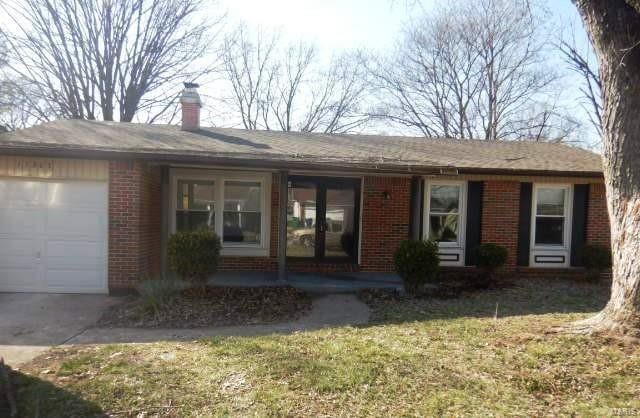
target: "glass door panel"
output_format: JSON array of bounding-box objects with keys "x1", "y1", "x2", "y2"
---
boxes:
[
  {"x1": 287, "y1": 176, "x2": 360, "y2": 261},
  {"x1": 325, "y1": 188, "x2": 356, "y2": 258},
  {"x1": 287, "y1": 183, "x2": 317, "y2": 257}
]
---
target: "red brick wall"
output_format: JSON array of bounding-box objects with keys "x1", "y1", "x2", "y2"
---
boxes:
[
  {"x1": 140, "y1": 164, "x2": 162, "y2": 278},
  {"x1": 587, "y1": 182, "x2": 611, "y2": 249},
  {"x1": 481, "y1": 180, "x2": 521, "y2": 268},
  {"x1": 108, "y1": 160, "x2": 161, "y2": 292},
  {"x1": 219, "y1": 257, "x2": 277, "y2": 271},
  {"x1": 269, "y1": 173, "x2": 280, "y2": 258},
  {"x1": 360, "y1": 176, "x2": 411, "y2": 272},
  {"x1": 107, "y1": 165, "x2": 612, "y2": 287}
]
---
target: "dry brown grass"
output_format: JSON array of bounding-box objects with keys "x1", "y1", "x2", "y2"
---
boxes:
[{"x1": 15, "y1": 278, "x2": 640, "y2": 417}]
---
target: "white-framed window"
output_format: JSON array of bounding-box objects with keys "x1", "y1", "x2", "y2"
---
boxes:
[
  {"x1": 176, "y1": 180, "x2": 216, "y2": 231},
  {"x1": 530, "y1": 184, "x2": 572, "y2": 267},
  {"x1": 170, "y1": 169, "x2": 271, "y2": 256},
  {"x1": 223, "y1": 180, "x2": 262, "y2": 245},
  {"x1": 424, "y1": 180, "x2": 466, "y2": 265}
]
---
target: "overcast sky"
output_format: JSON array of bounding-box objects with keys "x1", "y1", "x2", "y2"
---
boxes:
[
  {"x1": 0, "y1": 0, "x2": 599, "y2": 146},
  {"x1": 219, "y1": 0, "x2": 586, "y2": 51},
  {"x1": 214, "y1": 0, "x2": 599, "y2": 147}
]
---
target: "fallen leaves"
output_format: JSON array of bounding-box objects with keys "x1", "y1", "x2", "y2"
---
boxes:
[{"x1": 98, "y1": 286, "x2": 312, "y2": 329}]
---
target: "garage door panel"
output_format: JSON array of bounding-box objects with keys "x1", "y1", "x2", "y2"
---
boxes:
[
  {"x1": 0, "y1": 267, "x2": 41, "y2": 292},
  {"x1": 0, "y1": 237, "x2": 35, "y2": 258},
  {"x1": 0, "y1": 178, "x2": 107, "y2": 294},
  {"x1": 0, "y1": 208, "x2": 41, "y2": 235},
  {"x1": 46, "y1": 239, "x2": 103, "y2": 259},
  {"x1": 45, "y1": 209, "x2": 105, "y2": 238},
  {"x1": 0, "y1": 180, "x2": 43, "y2": 207},
  {"x1": 46, "y1": 269, "x2": 105, "y2": 293},
  {"x1": 46, "y1": 182, "x2": 107, "y2": 209}
]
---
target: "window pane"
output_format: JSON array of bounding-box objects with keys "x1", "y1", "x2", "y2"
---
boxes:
[
  {"x1": 287, "y1": 185, "x2": 317, "y2": 257},
  {"x1": 176, "y1": 211, "x2": 214, "y2": 232},
  {"x1": 536, "y1": 188, "x2": 565, "y2": 216},
  {"x1": 430, "y1": 185, "x2": 460, "y2": 213},
  {"x1": 325, "y1": 188, "x2": 356, "y2": 258},
  {"x1": 177, "y1": 180, "x2": 215, "y2": 211},
  {"x1": 535, "y1": 217, "x2": 564, "y2": 245},
  {"x1": 223, "y1": 212, "x2": 261, "y2": 243},
  {"x1": 429, "y1": 214, "x2": 458, "y2": 242},
  {"x1": 224, "y1": 181, "x2": 261, "y2": 211}
]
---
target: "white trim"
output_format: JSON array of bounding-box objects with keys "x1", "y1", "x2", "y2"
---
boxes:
[
  {"x1": 169, "y1": 168, "x2": 271, "y2": 257},
  {"x1": 423, "y1": 179, "x2": 467, "y2": 266},
  {"x1": 530, "y1": 183, "x2": 573, "y2": 267}
]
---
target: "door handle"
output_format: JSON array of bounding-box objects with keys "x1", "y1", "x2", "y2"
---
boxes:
[{"x1": 319, "y1": 223, "x2": 325, "y2": 232}]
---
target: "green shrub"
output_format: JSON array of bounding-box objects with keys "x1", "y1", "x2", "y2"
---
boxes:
[
  {"x1": 475, "y1": 243, "x2": 508, "y2": 287},
  {"x1": 394, "y1": 240, "x2": 440, "y2": 294},
  {"x1": 579, "y1": 244, "x2": 612, "y2": 280},
  {"x1": 137, "y1": 276, "x2": 188, "y2": 314},
  {"x1": 476, "y1": 243, "x2": 508, "y2": 273},
  {"x1": 167, "y1": 229, "x2": 221, "y2": 286}
]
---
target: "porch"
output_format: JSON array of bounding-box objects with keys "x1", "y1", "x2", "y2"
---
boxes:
[{"x1": 159, "y1": 166, "x2": 415, "y2": 285}]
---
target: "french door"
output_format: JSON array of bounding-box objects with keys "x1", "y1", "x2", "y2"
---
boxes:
[{"x1": 286, "y1": 176, "x2": 361, "y2": 262}]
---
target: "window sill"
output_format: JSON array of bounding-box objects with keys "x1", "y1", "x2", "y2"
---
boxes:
[
  {"x1": 532, "y1": 245, "x2": 568, "y2": 251},
  {"x1": 438, "y1": 243, "x2": 463, "y2": 249},
  {"x1": 221, "y1": 247, "x2": 269, "y2": 257}
]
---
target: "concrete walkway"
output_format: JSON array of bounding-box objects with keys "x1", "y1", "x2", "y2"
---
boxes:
[
  {"x1": 69, "y1": 294, "x2": 371, "y2": 345},
  {"x1": 1, "y1": 292, "x2": 371, "y2": 367},
  {"x1": 0, "y1": 293, "x2": 117, "y2": 367}
]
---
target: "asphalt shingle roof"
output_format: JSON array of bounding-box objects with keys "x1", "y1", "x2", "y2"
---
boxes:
[{"x1": 0, "y1": 120, "x2": 603, "y2": 175}]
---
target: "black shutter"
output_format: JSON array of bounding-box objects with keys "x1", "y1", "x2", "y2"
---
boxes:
[
  {"x1": 517, "y1": 182, "x2": 533, "y2": 266},
  {"x1": 465, "y1": 181, "x2": 484, "y2": 266},
  {"x1": 570, "y1": 184, "x2": 589, "y2": 266},
  {"x1": 409, "y1": 176, "x2": 424, "y2": 240}
]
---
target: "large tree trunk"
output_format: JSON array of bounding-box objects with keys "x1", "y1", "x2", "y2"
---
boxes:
[{"x1": 572, "y1": 0, "x2": 640, "y2": 337}]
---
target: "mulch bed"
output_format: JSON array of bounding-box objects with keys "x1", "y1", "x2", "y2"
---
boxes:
[
  {"x1": 358, "y1": 277, "x2": 515, "y2": 310},
  {"x1": 98, "y1": 286, "x2": 312, "y2": 328}
]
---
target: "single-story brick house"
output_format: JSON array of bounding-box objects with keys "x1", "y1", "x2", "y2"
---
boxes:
[{"x1": 0, "y1": 85, "x2": 610, "y2": 294}]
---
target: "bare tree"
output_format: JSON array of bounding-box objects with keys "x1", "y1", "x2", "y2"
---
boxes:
[
  {"x1": 268, "y1": 43, "x2": 316, "y2": 132},
  {"x1": 298, "y1": 53, "x2": 370, "y2": 134},
  {"x1": 0, "y1": 0, "x2": 221, "y2": 123},
  {"x1": 558, "y1": 29, "x2": 603, "y2": 136},
  {"x1": 371, "y1": 0, "x2": 575, "y2": 141},
  {"x1": 219, "y1": 27, "x2": 369, "y2": 133},
  {"x1": 565, "y1": 0, "x2": 640, "y2": 337},
  {"x1": 220, "y1": 26, "x2": 279, "y2": 130},
  {"x1": 0, "y1": 79, "x2": 52, "y2": 130}
]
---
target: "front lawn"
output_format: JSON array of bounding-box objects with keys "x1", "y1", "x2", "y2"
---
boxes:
[{"x1": 14, "y1": 278, "x2": 640, "y2": 417}]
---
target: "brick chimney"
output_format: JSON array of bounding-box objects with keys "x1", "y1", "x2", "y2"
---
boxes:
[{"x1": 180, "y1": 82, "x2": 201, "y2": 131}]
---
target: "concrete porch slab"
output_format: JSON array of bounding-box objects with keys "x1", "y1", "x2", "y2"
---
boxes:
[{"x1": 209, "y1": 272, "x2": 403, "y2": 293}]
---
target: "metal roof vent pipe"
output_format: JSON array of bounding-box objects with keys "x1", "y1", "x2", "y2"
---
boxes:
[{"x1": 180, "y1": 82, "x2": 201, "y2": 131}]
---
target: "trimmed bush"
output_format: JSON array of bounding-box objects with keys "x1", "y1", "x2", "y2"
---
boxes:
[
  {"x1": 167, "y1": 229, "x2": 221, "y2": 287},
  {"x1": 394, "y1": 240, "x2": 440, "y2": 294},
  {"x1": 579, "y1": 244, "x2": 612, "y2": 281},
  {"x1": 475, "y1": 243, "x2": 508, "y2": 287},
  {"x1": 476, "y1": 243, "x2": 508, "y2": 272}
]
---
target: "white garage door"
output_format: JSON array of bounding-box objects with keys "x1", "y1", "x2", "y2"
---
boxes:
[{"x1": 0, "y1": 179, "x2": 108, "y2": 293}]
